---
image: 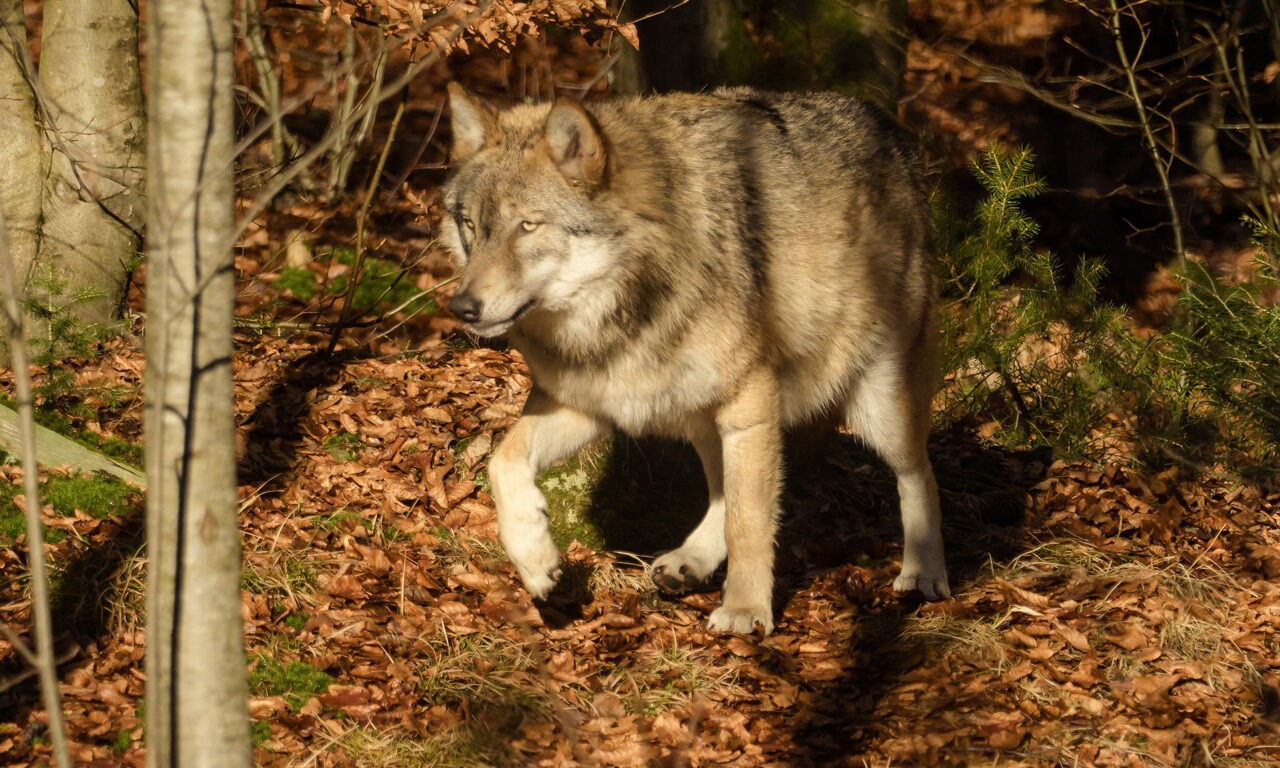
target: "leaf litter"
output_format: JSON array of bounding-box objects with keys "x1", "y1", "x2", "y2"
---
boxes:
[
  {"x1": 1, "y1": 190, "x2": 1276, "y2": 767},
  {"x1": 3, "y1": 14, "x2": 1280, "y2": 766}
]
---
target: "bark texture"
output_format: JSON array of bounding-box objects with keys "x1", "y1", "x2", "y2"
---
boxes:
[
  {"x1": 144, "y1": 0, "x2": 248, "y2": 766},
  {"x1": 0, "y1": 0, "x2": 49, "y2": 364},
  {"x1": 36, "y1": 0, "x2": 145, "y2": 336}
]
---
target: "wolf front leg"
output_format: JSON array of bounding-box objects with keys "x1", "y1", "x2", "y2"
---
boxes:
[
  {"x1": 707, "y1": 372, "x2": 782, "y2": 635},
  {"x1": 651, "y1": 421, "x2": 726, "y2": 593},
  {"x1": 488, "y1": 388, "x2": 608, "y2": 599}
]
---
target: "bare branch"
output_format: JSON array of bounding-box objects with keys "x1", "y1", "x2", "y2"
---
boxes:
[
  {"x1": 0, "y1": 187, "x2": 72, "y2": 768},
  {"x1": 1107, "y1": 0, "x2": 1186, "y2": 265}
]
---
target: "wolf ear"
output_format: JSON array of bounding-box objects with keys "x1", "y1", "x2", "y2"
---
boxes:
[
  {"x1": 448, "y1": 83, "x2": 497, "y2": 163},
  {"x1": 544, "y1": 97, "x2": 606, "y2": 186}
]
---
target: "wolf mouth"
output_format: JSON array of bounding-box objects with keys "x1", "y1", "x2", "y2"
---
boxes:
[{"x1": 469, "y1": 299, "x2": 535, "y2": 336}]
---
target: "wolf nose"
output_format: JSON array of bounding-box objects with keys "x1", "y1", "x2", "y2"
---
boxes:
[{"x1": 449, "y1": 292, "x2": 482, "y2": 323}]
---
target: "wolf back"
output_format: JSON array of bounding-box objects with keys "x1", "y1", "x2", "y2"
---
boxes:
[{"x1": 439, "y1": 84, "x2": 949, "y2": 634}]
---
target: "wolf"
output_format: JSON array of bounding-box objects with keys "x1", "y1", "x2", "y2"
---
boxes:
[{"x1": 438, "y1": 82, "x2": 949, "y2": 634}]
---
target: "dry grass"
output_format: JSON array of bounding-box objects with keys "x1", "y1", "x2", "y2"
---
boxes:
[{"x1": 104, "y1": 545, "x2": 147, "y2": 635}]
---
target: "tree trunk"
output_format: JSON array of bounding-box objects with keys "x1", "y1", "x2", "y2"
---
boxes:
[
  {"x1": 0, "y1": 0, "x2": 49, "y2": 365},
  {"x1": 143, "y1": 0, "x2": 248, "y2": 766},
  {"x1": 33, "y1": 0, "x2": 144, "y2": 354}
]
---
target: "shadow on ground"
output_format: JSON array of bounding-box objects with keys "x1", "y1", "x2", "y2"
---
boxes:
[
  {"x1": 238, "y1": 348, "x2": 370, "y2": 490},
  {"x1": 0, "y1": 507, "x2": 145, "y2": 756},
  {"x1": 574, "y1": 425, "x2": 1048, "y2": 761}
]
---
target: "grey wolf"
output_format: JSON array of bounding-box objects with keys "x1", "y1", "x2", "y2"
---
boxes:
[{"x1": 438, "y1": 83, "x2": 949, "y2": 634}]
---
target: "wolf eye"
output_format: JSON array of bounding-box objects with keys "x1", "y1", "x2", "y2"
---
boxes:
[
  {"x1": 461, "y1": 217, "x2": 475, "y2": 232},
  {"x1": 518, "y1": 220, "x2": 541, "y2": 233}
]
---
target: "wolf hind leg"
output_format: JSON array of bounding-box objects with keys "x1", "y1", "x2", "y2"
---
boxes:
[
  {"x1": 844, "y1": 356, "x2": 950, "y2": 600},
  {"x1": 652, "y1": 423, "x2": 726, "y2": 593},
  {"x1": 489, "y1": 388, "x2": 608, "y2": 599}
]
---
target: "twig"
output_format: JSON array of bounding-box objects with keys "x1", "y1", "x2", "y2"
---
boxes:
[
  {"x1": 617, "y1": 0, "x2": 692, "y2": 26},
  {"x1": 1107, "y1": 0, "x2": 1186, "y2": 266},
  {"x1": 1207, "y1": 22, "x2": 1279, "y2": 230},
  {"x1": 368, "y1": 275, "x2": 459, "y2": 343},
  {"x1": 385, "y1": 101, "x2": 443, "y2": 192},
  {"x1": 239, "y1": 0, "x2": 299, "y2": 169},
  {"x1": 236, "y1": 1, "x2": 490, "y2": 238},
  {"x1": 0, "y1": 628, "x2": 81, "y2": 694},
  {"x1": 0, "y1": 201, "x2": 72, "y2": 767},
  {"x1": 327, "y1": 94, "x2": 407, "y2": 353}
]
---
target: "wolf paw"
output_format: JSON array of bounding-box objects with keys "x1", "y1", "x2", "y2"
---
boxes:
[
  {"x1": 893, "y1": 570, "x2": 951, "y2": 601},
  {"x1": 652, "y1": 548, "x2": 722, "y2": 593},
  {"x1": 707, "y1": 604, "x2": 774, "y2": 635},
  {"x1": 504, "y1": 531, "x2": 563, "y2": 599},
  {"x1": 518, "y1": 560, "x2": 562, "y2": 600}
]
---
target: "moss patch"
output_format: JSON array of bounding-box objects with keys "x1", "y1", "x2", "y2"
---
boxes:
[
  {"x1": 0, "y1": 471, "x2": 141, "y2": 544},
  {"x1": 248, "y1": 655, "x2": 333, "y2": 712}
]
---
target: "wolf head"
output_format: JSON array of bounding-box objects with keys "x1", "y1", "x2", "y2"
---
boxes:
[{"x1": 440, "y1": 84, "x2": 619, "y2": 338}]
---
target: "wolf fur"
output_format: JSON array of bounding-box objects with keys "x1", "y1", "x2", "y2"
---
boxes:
[{"x1": 439, "y1": 83, "x2": 949, "y2": 634}]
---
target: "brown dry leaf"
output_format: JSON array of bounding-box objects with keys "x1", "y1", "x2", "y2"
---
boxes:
[
  {"x1": 979, "y1": 712, "x2": 1027, "y2": 750},
  {"x1": 326, "y1": 574, "x2": 367, "y2": 601},
  {"x1": 996, "y1": 580, "x2": 1051, "y2": 610},
  {"x1": 1055, "y1": 621, "x2": 1092, "y2": 653},
  {"x1": 1106, "y1": 623, "x2": 1152, "y2": 651},
  {"x1": 614, "y1": 21, "x2": 640, "y2": 50},
  {"x1": 457, "y1": 432, "x2": 492, "y2": 469}
]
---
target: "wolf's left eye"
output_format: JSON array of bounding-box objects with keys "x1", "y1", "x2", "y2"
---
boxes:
[
  {"x1": 461, "y1": 217, "x2": 475, "y2": 232},
  {"x1": 518, "y1": 220, "x2": 541, "y2": 233}
]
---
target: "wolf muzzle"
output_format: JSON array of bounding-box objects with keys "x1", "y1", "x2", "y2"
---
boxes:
[{"x1": 449, "y1": 291, "x2": 483, "y2": 324}]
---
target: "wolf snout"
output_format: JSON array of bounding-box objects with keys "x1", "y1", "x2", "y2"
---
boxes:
[{"x1": 449, "y1": 292, "x2": 483, "y2": 324}]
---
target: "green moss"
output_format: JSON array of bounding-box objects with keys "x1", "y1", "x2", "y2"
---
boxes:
[
  {"x1": 0, "y1": 482, "x2": 23, "y2": 543},
  {"x1": 41, "y1": 474, "x2": 139, "y2": 518},
  {"x1": 0, "y1": 472, "x2": 139, "y2": 544},
  {"x1": 111, "y1": 729, "x2": 133, "y2": 754},
  {"x1": 274, "y1": 266, "x2": 318, "y2": 301},
  {"x1": 324, "y1": 431, "x2": 363, "y2": 463},
  {"x1": 538, "y1": 451, "x2": 606, "y2": 551},
  {"x1": 248, "y1": 655, "x2": 333, "y2": 711},
  {"x1": 324, "y1": 248, "x2": 438, "y2": 315},
  {"x1": 251, "y1": 720, "x2": 273, "y2": 749}
]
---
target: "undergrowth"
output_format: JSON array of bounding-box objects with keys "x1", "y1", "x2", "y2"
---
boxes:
[
  {"x1": 273, "y1": 247, "x2": 438, "y2": 316},
  {"x1": 23, "y1": 265, "x2": 115, "y2": 365},
  {"x1": 938, "y1": 145, "x2": 1280, "y2": 480}
]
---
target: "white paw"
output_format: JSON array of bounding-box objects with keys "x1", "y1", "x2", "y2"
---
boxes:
[
  {"x1": 893, "y1": 569, "x2": 951, "y2": 601},
  {"x1": 503, "y1": 527, "x2": 562, "y2": 599},
  {"x1": 651, "y1": 545, "x2": 724, "y2": 593},
  {"x1": 708, "y1": 603, "x2": 774, "y2": 635}
]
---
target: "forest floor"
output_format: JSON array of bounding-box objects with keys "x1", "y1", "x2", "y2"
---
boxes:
[{"x1": 3, "y1": 1, "x2": 1280, "y2": 766}]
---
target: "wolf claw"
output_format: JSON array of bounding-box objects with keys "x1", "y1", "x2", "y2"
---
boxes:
[
  {"x1": 651, "y1": 547, "x2": 722, "y2": 593},
  {"x1": 708, "y1": 605, "x2": 773, "y2": 635},
  {"x1": 503, "y1": 527, "x2": 563, "y2": 599},
  {"x1": 893, "y1": 572, "x2": 951, "y2": 601},
  {"x1": 651, "y1": 562, "x2": 703, "y2": 593},
  {"x1": 516, "y1": 562, "x2": 561, "y2": 600}
]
